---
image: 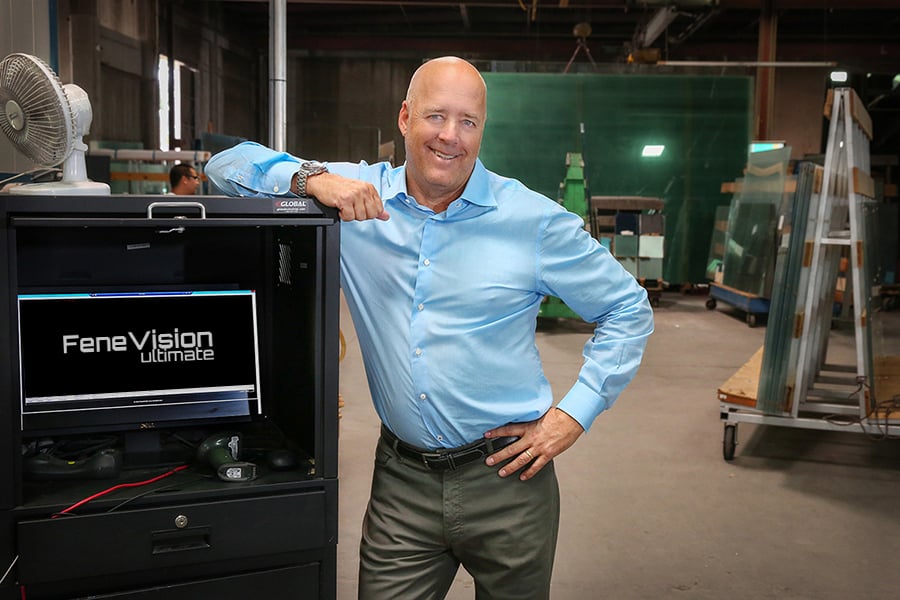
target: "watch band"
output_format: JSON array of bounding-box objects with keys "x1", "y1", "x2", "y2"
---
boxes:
[{"x1": 295, "y1": 161, "x2": 327, "y2": 197}]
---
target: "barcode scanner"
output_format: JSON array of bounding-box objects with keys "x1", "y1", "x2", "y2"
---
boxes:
[{"x1": 196, "y1": 433, "x2": 257, "y2": 482}]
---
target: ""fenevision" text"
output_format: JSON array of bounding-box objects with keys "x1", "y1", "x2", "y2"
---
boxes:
[{"x1": 62, "y1": 329, "x2": 215, "y2": 363}]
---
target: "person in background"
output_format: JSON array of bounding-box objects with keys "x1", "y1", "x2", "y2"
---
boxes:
[
  {"x1": 168, "y1": 163, "x2": 200, "y2": 195},
  {"x1": 207, "y1": 56, "x2": 653, "y2": 600}
]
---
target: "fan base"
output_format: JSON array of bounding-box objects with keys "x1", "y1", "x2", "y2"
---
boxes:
[{"x1": 9, "y1": 180, "x2": 111, "y2": 196}]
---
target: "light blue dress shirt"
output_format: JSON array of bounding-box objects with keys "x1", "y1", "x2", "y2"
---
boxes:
[{"x1": 207, "y1": 141, "x2": 653, "y2": 449}]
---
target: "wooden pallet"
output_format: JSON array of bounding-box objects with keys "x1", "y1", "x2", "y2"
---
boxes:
[{"x1": 717, "y1": 346, "x2": 763, "y2": 408}]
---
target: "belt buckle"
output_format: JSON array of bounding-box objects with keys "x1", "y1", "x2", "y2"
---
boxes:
[
  {"x1": 422, "y1": 449, "x2": 463, "y2": 470},
  {"x1": 421, "y1": 450, "x2": 448, "y2": 470},
  {"x1": 417, "y1": 441, "x2": 491, "y2": 471},
  {"x1": 445, "y1": 452, "x2": 456, "y2": 470},
  {"x1": 447, "y1": 446, "x2": 484, "y2": 470}
]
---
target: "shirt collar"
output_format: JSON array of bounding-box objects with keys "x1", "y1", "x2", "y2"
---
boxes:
[
  {"x1": 384, "y1": 159, "x2": 497, "y2": 209},
  {"x1": 382, "y1": 163, "x2": 408, "y2": 203},
  {"x1": 458, "y1": 159, "x2": 496, "y2": 208}
]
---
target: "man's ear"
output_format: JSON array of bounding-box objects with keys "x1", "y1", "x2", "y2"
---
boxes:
[{"x1": 398, "y1": 101, "x2": 409, "y2": 136}]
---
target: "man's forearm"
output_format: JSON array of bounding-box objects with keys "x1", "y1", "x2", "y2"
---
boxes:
[{"x1": 301, "y1": 171, "x2": 389, "y2": 222}]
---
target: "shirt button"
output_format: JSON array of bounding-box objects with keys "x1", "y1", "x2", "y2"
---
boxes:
[
  {"x1": 419, "y1": 393, "x2": 427, "y2": 400},
  {"x1": 273, "y1": 185, "x2": 279, "y2": 192},
  {"x1": 417, "y1": 303, "x2": 424, "y2": 311},
  {"x1": 415, "y1": 348, "x2": 422, "y2": 356},
  {"x1": 437, "y1": 436, "x2": 444, "y2": 442},
  {"x1": 423, "y1": 259, "x2": 430, "y2": 266}
]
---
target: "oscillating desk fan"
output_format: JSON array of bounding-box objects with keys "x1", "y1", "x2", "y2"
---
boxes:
[{"x1": 0, "y1": 52, "x2": 110, "y2": 195}]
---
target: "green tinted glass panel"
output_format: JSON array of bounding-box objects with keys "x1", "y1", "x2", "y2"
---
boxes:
[{"x1": 480, "y1": 73, "x2": 752, "y2": 284}]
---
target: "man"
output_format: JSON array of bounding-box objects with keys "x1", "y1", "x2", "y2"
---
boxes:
[
  {"x1": 207, "y1": 56, "x2": 653, "y2": 599},
  {"x1": 168, "y1": 163, "x2": 200, "y2": 195}
]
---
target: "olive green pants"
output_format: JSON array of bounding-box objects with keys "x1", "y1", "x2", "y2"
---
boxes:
[{"x1": 358, "y1": 434, "x2": 560, "y2": 600}]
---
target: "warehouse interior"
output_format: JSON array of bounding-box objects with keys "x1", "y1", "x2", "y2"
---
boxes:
[{"x1": 1, "y1": 1, "x2": 900, "y2": 599}]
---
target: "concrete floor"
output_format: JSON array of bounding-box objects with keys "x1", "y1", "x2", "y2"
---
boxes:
[{"x1": 335, "y1": 291, "x2": 900, "y2": 599}]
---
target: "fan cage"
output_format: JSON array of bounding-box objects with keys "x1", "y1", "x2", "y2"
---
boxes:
[{"x1": 0, "y1": 53, "x2": 76, "y2": 168}]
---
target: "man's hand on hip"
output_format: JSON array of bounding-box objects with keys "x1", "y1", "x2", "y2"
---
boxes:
[{"x1": 484, "y1": 408, "x2": 584, "y2": 481}]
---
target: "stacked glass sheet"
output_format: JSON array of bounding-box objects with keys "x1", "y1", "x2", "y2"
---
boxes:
[
  {"x1": 720, "y1": 146, "x2": 792, "y2": 300},
  {"x1": 706, "y1": 205, "x2": 730, "y2": 282},
  {"x1": 756, "y1": 162, "x2": 818, "y2": 414},
  {"x1": 865, "y1": 202, "x2": 899, "y2": 417}
]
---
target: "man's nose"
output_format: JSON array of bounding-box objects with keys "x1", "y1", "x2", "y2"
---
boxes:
[{"x1": 437, "y1": 122, "x2": 459, "y2": 142}]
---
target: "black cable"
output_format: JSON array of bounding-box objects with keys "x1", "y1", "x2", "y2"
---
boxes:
[
  {"x1": 51, "y1": 436, "x2": 118, "y2": 460},
  {"x1": 107, "y1": 471, "x2": 211, "y2": 513}
]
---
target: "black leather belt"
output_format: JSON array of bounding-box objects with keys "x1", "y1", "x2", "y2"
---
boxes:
[{"x1": 381, "y1": 426, "x2": 517, "y2": 471}]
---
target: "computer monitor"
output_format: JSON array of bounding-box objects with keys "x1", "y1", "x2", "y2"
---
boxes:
[{"x1": 17, "y1": 288, "x2": 262, "y2": 438}]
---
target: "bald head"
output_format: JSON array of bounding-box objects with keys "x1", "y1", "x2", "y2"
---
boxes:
[
  {"x1": 397, "y1": 56, "x2": 487, "y2": 211},
  {"x1": 406, "y1": 56, "x2": 487, "y2": 117}
]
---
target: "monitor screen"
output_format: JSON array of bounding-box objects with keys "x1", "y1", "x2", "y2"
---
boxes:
[{"x1": 17, "y1": 289, "x2": 262, "y2": 435}]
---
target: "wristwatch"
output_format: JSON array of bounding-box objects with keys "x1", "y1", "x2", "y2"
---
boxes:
[{"x1": 295, "y1": 161, "x2": 328, "y2": 197}]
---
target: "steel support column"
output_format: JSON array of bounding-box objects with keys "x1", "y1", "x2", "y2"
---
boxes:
[{"x1": 754, "y1": 0, "x2": 777, "y2": 141}]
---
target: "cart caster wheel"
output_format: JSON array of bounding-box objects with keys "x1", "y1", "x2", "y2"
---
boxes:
[
  {"x1": 723, "y1": 424, "x2": 737, "y2": 461},
  {"x1": 705, "y1": 298, "x2": 717, "y2": 310},
  {"x1": 746, "y1": 313, "x2": 757, "y2": 328}
]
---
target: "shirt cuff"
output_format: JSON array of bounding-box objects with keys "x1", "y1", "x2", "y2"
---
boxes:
[
  {"x1": 270, "y1": 161, "x2": 302, "y2": 196},
  {"x1": 556, "y1": 380, "x2": 609, "y2": 432}
]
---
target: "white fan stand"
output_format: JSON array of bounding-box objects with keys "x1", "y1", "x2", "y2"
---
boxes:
[{"x1": 10, "y1": 84, "x2": 110, "y2": 196}]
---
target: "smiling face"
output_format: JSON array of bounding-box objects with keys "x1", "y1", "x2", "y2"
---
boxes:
[{"x1": 398, "y1": 57, "x2": 487, "y2": 212}]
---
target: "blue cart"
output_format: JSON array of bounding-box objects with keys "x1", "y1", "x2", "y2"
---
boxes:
[{"x1": 705, "y1": 282, "x2": 770, "y2": 327}]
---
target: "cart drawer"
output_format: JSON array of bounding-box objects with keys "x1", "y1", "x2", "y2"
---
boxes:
[
  {"x1": 70, "y1": 563, "x2": 319, "y2": 599},
  {"x1": 17, "y1": 491, "x2": 327, "y2": 584}
]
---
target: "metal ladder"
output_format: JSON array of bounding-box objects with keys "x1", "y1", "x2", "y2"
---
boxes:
[{"x1": 792, "y1": 87, "x2": 876, "y2": 419}]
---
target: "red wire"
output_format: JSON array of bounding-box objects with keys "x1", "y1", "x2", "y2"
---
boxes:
[{"x1": 52, "y1": 464, "x2": 189, "y2": 518}]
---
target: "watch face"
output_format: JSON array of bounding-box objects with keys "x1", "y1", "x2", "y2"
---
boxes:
[{"x1": 302, "y1": 161, "x2": 325, "y2": 175}]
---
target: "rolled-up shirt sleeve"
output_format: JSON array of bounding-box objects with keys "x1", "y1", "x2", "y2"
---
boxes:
[{"x1": 206, "y1": 141, "x2": 305, "y2": 198}]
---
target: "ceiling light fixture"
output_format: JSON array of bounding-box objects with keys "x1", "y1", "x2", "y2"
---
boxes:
[{"x1": 750, "y1": 141, "x2": 785, "y2": 153}]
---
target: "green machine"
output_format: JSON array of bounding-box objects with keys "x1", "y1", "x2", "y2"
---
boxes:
[
  {"x1": 557, "y1": 151, "x2": 590, "y2": 222},
  {"x1": 538, "y1": 152, "x2": 590, "y2": 320}
]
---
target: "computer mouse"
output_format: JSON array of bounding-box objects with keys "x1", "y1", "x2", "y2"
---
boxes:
[{"x1": 266, "y1": 448, "x2": 298, "y2": 471}]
